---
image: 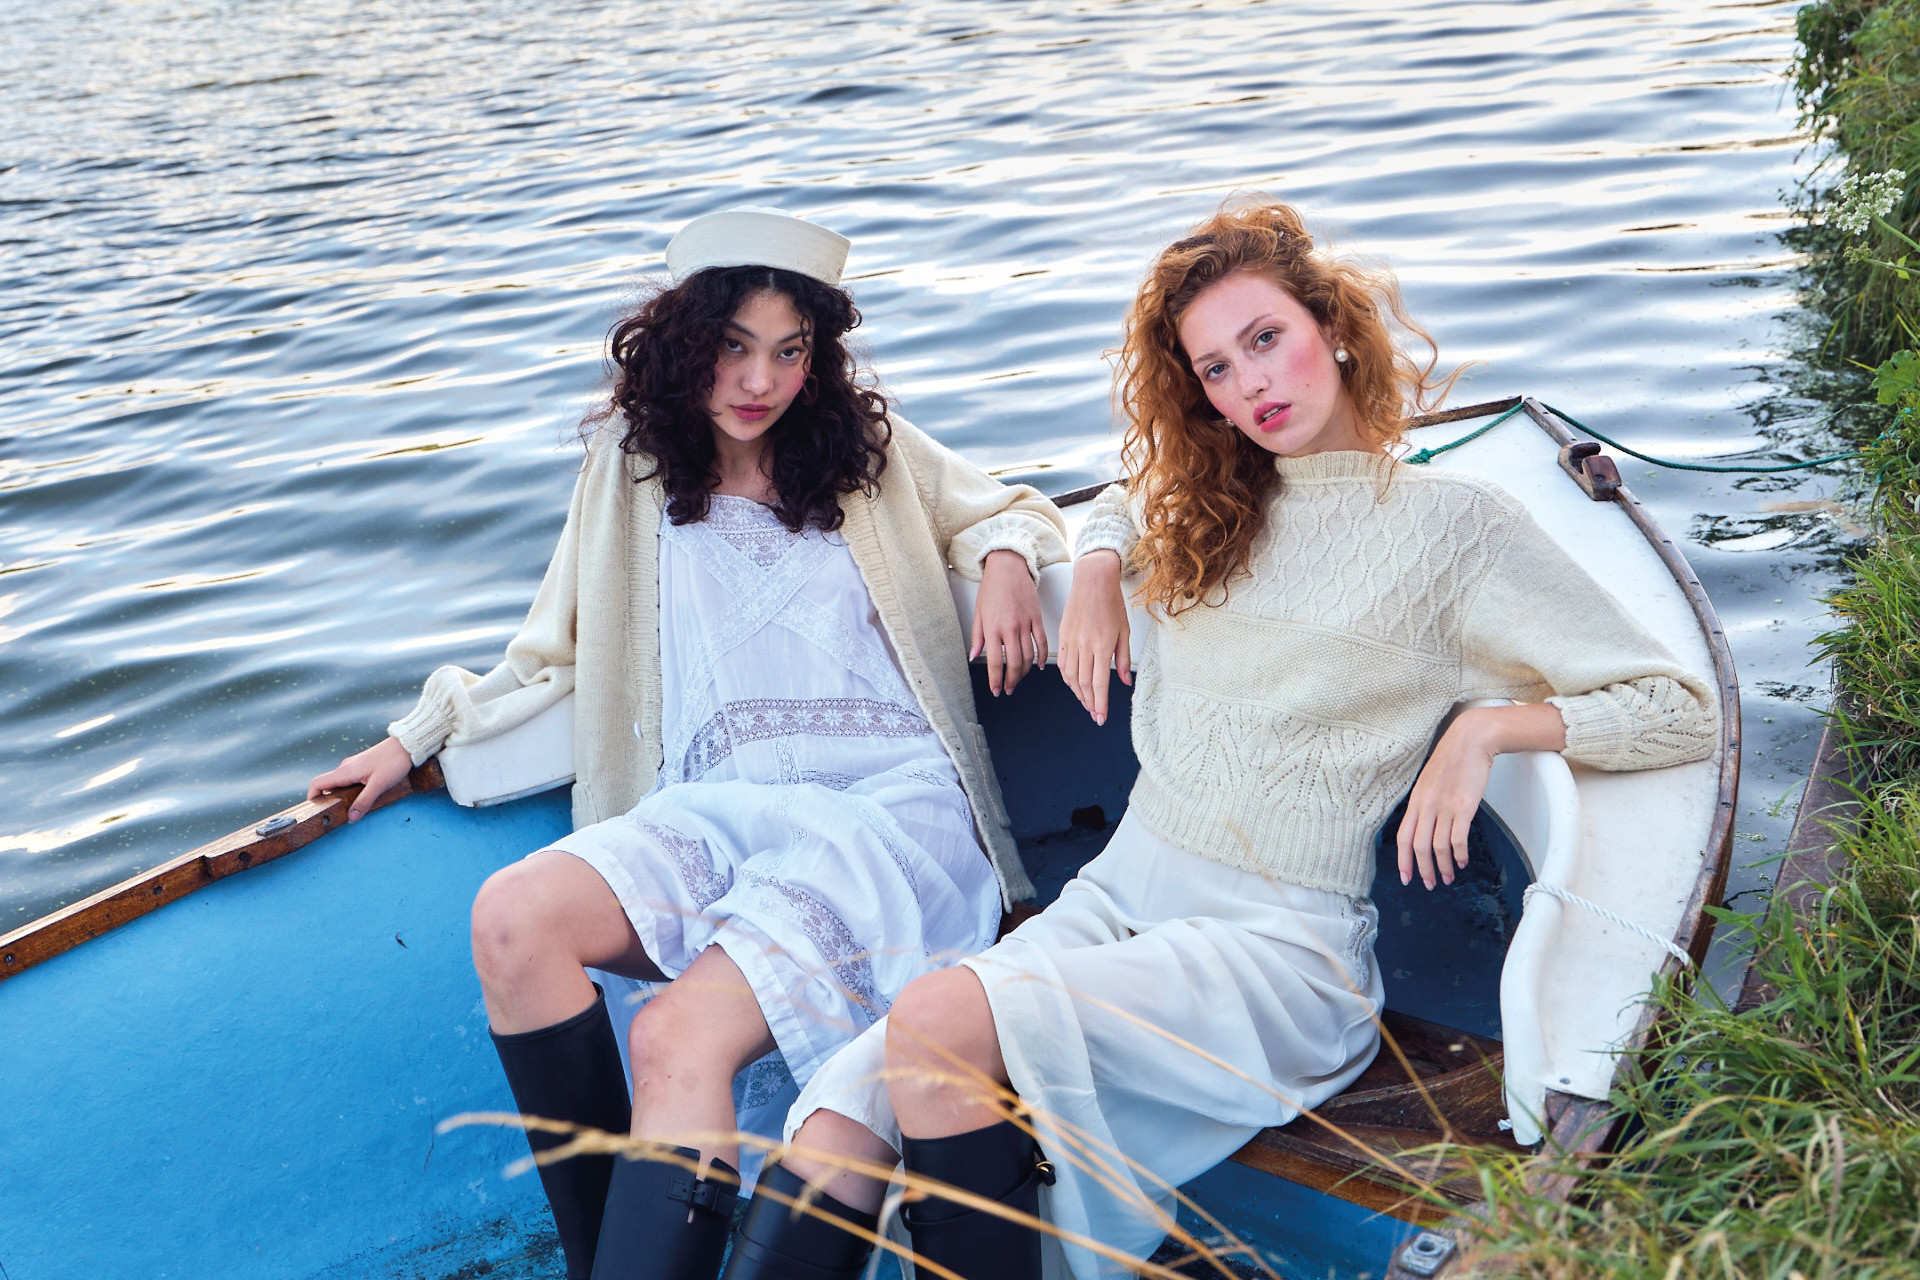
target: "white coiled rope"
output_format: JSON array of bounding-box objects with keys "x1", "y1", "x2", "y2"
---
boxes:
[{"x1": 1522, "y1": 882, "x2": 1693, "y2": 968}]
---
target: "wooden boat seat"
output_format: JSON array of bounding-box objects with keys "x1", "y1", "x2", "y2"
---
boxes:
[
  {"x1": 998, "y1": 906, "x2": 1523, "y2": 1225},
  {"x1": 1229, "y1": 1007, "x2": 1523, "y2": 1224}
]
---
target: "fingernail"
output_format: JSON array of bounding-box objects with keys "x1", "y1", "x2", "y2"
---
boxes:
[{"x1": 1401, "y1": 872, "x2": 1409, "y2": 885}]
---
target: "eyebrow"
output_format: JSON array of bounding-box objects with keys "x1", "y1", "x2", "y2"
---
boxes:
[
  {"x1": 1187, "y1": 312, "x2": 1282, "y2": 370},
  {"x1": 725, "y1": 320, "x2": 809, "y2": 345}
]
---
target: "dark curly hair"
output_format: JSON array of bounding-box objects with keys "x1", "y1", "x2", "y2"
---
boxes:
[{"x1": 592, "y1": 265, "x2": 891, "y2": 533}]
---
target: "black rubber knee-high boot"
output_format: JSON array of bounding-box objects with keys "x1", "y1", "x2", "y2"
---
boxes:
[
  {"x1": 490, "y1": 986, "x2": 633, "y2": 1280},
  {"x1": 719, "y1": 1162, "x2": 879, "y2": 1280},
  {"x1": 590, "y1": 1146, "x2": 740, "y2": 1280},
  {"x1": 900, "y1": 1121, "x2": 1053, "y2": 1280}
]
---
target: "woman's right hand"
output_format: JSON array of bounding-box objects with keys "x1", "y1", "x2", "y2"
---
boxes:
[
  {"x1": 308, "y1": 736, "x2": 415, "y2": 823},
  {"x1": 1058, "y1": 550, "x2": 1131, "y2": 725}
]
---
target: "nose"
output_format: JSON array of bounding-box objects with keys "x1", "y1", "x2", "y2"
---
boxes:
[
  {"x1": 740, "y1": 354, "x2": 774, "y2": 397},
  {"x1": 1234, "y1": 361, "x2": 1267, "y2": 402}
]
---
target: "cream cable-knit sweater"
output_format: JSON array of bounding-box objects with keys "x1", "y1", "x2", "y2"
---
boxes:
[
  {"x1": 1075, "y1": 451, "x2": 1717, "y2": 898},
  {"x1": 389, "y1": 417, "x2": 1069, "y2": 908}
]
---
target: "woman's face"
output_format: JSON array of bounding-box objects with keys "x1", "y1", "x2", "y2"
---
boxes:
[
  {"x1": 1176, "y1": 270, "x2": 1367, "y2": 457},
  {"x1": 707, "y1": 289, "x2": 811, "y2": 448}
]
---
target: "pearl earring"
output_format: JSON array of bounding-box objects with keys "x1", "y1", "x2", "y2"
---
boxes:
[{"x1": 1334, "y1": 347, "x2": 1350, "y2": 364}]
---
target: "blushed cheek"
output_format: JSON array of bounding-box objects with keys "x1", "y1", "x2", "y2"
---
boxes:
[
  {"x1": 777, "y1": 362, "x2": 807, "y2": 405},
  {"x1": 1202, "y1": 381, "x2": 1239, "y2": 427}
]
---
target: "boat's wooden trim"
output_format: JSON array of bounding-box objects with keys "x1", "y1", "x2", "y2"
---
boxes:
[
  {"x1": 1510, "y1": 396, "x2": 1740, "y2": 1202},
  {"x1": 1522, "y1": 398, "x2": 1742, "y2": 968},
  {"x1": 0, "y1": 762, "x2": 446, "y2": 983}
]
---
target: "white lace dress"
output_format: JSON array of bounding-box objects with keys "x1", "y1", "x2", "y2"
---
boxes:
[{"x1": 548, "y1": 495, "x2": 1001, "y2": 1095}]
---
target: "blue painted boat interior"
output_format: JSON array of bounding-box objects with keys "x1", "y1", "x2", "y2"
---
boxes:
[
  {"x1": 2, "y1": 788, "x2": 575, "y2": 1280},
  {"x1": 3, "y1": 663, "x2": 1516, "y2": 1278}
]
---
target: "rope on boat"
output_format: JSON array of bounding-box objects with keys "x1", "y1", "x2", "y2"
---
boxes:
[
  {"x1": 1522, "y1": 881, "x2": 1693, "y2": 967},
  {"x1": 1400, "y1": 401, "x2": 1528, "y2": 464},
  {"x1": 1402, "y1": 399, "x2": 1860, "y2": 473}
]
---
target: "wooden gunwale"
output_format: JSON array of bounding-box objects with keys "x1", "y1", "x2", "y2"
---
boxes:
[
  {"x1": 0, "y1": 761, "x2": 445, "y2": 982},
  {"x1": 1517, "y1": 397, "x2": 1741, "y2": 1176}
]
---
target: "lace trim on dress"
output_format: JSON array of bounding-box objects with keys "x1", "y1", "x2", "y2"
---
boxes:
[
  {"x1": 705, "y1": 494, "x2": 803, "y2": 568},
  {"x1": 659, "y1": 516, "x2": 841, "y2": 777},
  {"x1": 744, "y1": 872, "x2": 883, "y2": 1016},
  {"x1": 639, "y1": 821, "x2": 729, "y2": 912},
  {"x1": 659, "y1": 509, "x2": 925, "y2": 781},
  {"x1": 678, "y1": 697, "x2": 936, "y2": 782}
]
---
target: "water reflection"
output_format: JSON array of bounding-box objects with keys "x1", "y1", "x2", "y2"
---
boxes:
[{"x1": 0, "y1": 0, "x2": 1837, "y2": 979}]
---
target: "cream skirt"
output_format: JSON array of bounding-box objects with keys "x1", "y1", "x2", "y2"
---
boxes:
[{"x1": 788, "y1": 811, "x2": 1385, "y2": 1280}]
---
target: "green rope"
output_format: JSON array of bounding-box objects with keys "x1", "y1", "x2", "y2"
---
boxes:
[
  {"x1": 1401, "y1": 401, "x2": 1526, "y2": 464},
  {"x1": 1402, "y1": 398, "x2": 1860, "y2": 473},
  {"x1": 1539, "y1": 404, "x2": 1860, "y2": 474}
]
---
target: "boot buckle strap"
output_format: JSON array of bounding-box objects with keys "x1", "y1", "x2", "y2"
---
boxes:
[
  {"x1": 1034, "y1": 1159, "x2": 1056, "y2": 1187},
  {"x1": 669, "y1": 1170, "x2": 738, "y2": 1216}
]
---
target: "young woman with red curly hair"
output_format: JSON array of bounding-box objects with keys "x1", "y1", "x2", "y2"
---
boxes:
[{"x1": 731, "y1": 200, "x2": 1718, "y2": 1280}]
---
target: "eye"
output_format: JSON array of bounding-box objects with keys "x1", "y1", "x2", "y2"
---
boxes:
[
  {"x1": 721, "y1": 337, "x2": 745, "y2": 354},
  {"x1": 1253, "y1": 328, "x2": 1278, "y2": 349},
  {"x1": 1203, "y1": 361, "x2": 1227, "y2": 381},
  {"x1": 779, "y1": 345, "x2": 806, "y2": 361}
]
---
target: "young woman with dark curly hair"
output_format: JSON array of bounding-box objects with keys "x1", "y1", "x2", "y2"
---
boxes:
[
  {"x1": 307, "y1": 208, "x2": 1067, "y2": 1280},
  {"x1": 747, "y1": 199, "x2": 1719, "y2": 1280}
]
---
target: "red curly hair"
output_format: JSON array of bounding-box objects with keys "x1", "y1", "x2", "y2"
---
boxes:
[{"x1": 1115, "y1": 199, "x2": 1457, "y2": 614}]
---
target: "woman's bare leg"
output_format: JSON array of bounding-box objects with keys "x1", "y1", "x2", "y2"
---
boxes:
[
  {"x1": 627, "y1": 944, "x2": 777, "y2": 1174},
  {"x1": 471, "y1": 848, "x2": 663, "y2": 1033},
  {"x1": 784, "y1": 1109, "x2": 902, "y2": 1215},
  {"x1": 884, "y1": 967, "x2": 1011, "y2": 1138}
]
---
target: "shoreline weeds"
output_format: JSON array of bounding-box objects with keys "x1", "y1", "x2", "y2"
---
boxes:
[{"x1": 1444, "y1": 2, "x2": 1920, "y2": 1274}]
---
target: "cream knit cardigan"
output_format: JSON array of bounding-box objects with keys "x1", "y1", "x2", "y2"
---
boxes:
[
  {"x1": 1075, "y1": 451, "x2": 1718, "y2": 898},
  {"x1": 389, "y1": 418, "x2": 1069, "y2": 908}
]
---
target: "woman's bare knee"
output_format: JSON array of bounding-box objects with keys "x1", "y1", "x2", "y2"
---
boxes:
[
  {"x1": 784, "y1": 1108, "x2": 898, "y2": 1216},
  {"x1": 471, "y1": 851, "x2": 648, "y2": 1031},
  {"x1": 627, "y1": 948, "x2": 775, "y2": 1133},
  {"x1": 885, "y1": 968, "x2": 1010, "y2": 1137}
]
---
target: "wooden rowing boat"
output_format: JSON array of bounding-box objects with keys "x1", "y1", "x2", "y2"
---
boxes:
[{"x1": 0, "y1": 398, "x2": 1737, "y2": 1280}]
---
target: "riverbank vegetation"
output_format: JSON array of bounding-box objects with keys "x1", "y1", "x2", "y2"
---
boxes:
[{"x1": 1446, "y1": 3, "x2": 1920, "y2": 1274}]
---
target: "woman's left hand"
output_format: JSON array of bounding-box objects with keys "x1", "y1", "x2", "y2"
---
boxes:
[
  {"x1": 1397, "y1": 703, "x2": 1568, "y2": 890},
  {"x1": 972, "y1": 549, "x2": 1047, "y2": 695}
]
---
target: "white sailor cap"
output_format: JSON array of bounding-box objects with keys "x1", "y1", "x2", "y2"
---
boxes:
[{"x1": 666, "y1": 206, "x2": 851, "y2": 287}]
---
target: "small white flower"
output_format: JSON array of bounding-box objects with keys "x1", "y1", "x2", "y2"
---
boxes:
[{"x1": 1830, "y1": 168, "x2": 1910, "y2": 236}]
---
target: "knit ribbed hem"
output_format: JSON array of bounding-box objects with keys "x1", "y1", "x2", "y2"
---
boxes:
[
  {"x1": 1547, "y1": 691, "x2": 1636, "y2": 766},
  {"x1": 387, "y1": 670, "x2": 458, "y2": 765},
  {"x1": 950, "y1": 514, "x2": 1050, "y2": 582},
  {"x1": 1272, "y1": 450, "x2": 1398, "y2": 483},
  {"x1": 1126, "y1": 774, "x2": 1379, "y2": 900},
  {"x1": 1073, "y1": 523, "x2": 1135, "y2": 564}
]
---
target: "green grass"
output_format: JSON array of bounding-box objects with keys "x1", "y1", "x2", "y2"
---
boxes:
[{"x1": 1435, "y1": 6, "x2": 1920, "y2": 1274}]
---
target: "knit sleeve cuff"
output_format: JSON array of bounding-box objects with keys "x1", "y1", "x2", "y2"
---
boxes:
[
  {"x1": 1548, "y1": 675, "x2": 1717, "y2": 772},
  {"x1": 1073, "y1": 484, "x2": 1137, "y2": 564},
  {"x1": 950, "y1": 512, "x2": 1051, "y2": 582},
  {"x1": 387, "y1": 667, "x2": 462, "y2": 765}
]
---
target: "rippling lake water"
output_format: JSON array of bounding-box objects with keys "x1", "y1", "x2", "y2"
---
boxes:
[{"x1": 1, "y1": 0, "x2": 1839, "y2": 982}]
